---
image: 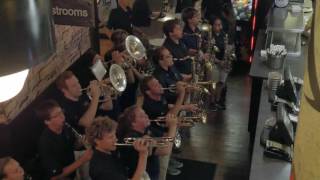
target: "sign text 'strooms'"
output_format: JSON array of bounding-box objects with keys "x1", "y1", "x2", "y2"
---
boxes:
[{"x1": 52, "y1": 0, "x2": 94, "y2": 27}]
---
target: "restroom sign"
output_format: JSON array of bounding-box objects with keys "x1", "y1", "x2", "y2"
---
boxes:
[{"x1": 52, "y1": 0, "x2": 95, "y2": 27}]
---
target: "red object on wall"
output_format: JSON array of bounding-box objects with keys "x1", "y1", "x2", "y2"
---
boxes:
[{"x1": 249, "y1": 0, "x2": 259, "y2": 63}]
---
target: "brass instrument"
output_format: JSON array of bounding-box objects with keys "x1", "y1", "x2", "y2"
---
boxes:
[
  {"x1": 123, "y1": 35, "x2": 154, "y2": 75},
  {"x1": 84, "y1": 62, "x2": 127, "y2": 102},
  {"x1": 65, "y1": 122, "x2": 91, "y2": 149},
  {"x1": 222, "y1": 34, "x2": 236, "y2": 72},
  {"x1": 150, "y1": 115, "x2": 207, "y2": 127},
  {"x1": 123, "y1": 35, "x2": 146, "y2": 68},
  {"x1": 115, "y1": 137, "x2": 174, "y2": 147},
  {"x1": 161, "y1": 81, "x2": 215, "y2": 94}
]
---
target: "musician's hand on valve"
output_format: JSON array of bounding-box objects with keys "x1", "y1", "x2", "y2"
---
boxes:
[
  {"x1": 184, "y1": 104, "x2": 199, "y2": 113},
  {"x1": 181, "y1": 74, "x2": 192, "y2": 82},
  {"x1": 112, "y1": 50, "x2": 125, "y2": 64},
  {"x1": 133, "y1": 139, "x2": 149, "y2": 156},
  {"x1": 89, "y1": 80, "x2": 101, "y2": 100},
  {"x1": 165, "y1": 113, "x2": 178, "y2": 128}
]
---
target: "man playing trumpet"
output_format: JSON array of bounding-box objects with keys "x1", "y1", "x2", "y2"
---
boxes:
[
  {"x1": 87, "y1": 117, "x2": 149, "y2": 180},
  {"x1": 140, "y1": 76, "x2": 198, "y2": 179},
  {"x1": 36, "y1": 100, "x2": 93, "y2": 180},
  {"x1": 55, "y1": 71, "x2": 113, "y2": 179},
  {"x1": 116, "y1": 106, "x2": 179, "y2": 180}
]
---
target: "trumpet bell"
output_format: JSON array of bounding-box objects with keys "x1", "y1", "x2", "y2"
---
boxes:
[
  {"x1": 125, "y1": 35, "x2": 146, "y2": 61},
  {"x1": 109, "y1": 64, "x2": 127, "y2": 92}
]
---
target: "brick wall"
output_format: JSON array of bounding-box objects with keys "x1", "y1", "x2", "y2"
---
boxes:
[{"x1": 0, "y1": 25, "x2": 91, "y2": 124}]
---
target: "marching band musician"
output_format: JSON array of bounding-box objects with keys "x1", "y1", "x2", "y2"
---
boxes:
[
  {"x1": 55, "y1": 71, "x2": 113, "y2": 133},
  {"x1": 181, "y1": 7, "x2": 218, "y2": 111},
  {"x1": 181, "y1": 7, "x2": 202, "y2": 56},
  {"x1": 104, "y1": 29, "x2": 144, "y2": 111},
  {"x1": 71, "y1": 49, "x2": 122, "y2": 121},
  {"x1": 0, "y1": 157, "x2": 25, "y2": 180},
  {"x1": 210, "y1": 16, "x2": 230, "y2": 110},
  {"x1": 162, "y1": 19, "x2": 192, "y2": 81},
  {"x1": 140, "y1": 76, "x2": 197, "y2": 179},
  {"x1": 55, "y1": 71, "x2": 113, "y2": 180},
  {"x1": 87, "y1": 117, "x2": 149, "y2": 180},
  {"x1": 107, "y1": 0, "x2": 134, "y2": 34},
  {"x1": 36, "y1": 100, "x2": 93, "y2": 180},
  {"x1": 152, "y1": 47, "x2": 190, "y2": 104},
  {"x1": 116, "y1": 106, "x2": 178, "y2": 180}
]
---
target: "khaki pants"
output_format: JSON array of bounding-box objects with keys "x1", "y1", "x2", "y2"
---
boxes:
[
  {"x1": 159, "y1": 154, "x2": 170, "y2": 180},
  {"x1": 74, "y1": 151, "x2": 91, "y2": 180}
]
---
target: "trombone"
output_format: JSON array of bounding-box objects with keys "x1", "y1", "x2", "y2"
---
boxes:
[{"x1": 115, "y1": 137, "x2": 174, "y2": 147}]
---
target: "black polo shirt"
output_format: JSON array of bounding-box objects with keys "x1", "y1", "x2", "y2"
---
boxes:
[
  {"x1": 90, "y1": 149, "x2": 127, "y2": 180},
  {"x1": 143, "y1": 95, "x2": 169, "y2": 135},
  {"x1": 213, "y1": 32, "x2": 226, "y2": 60},
  {"x1": 153, "y1": 65, "x2": 182, "y2": 104},
  {"x1": 119, "y1": 129, "x2": 160, "y2": 179},
  {"x1": 56, "y1": 94, "x2": 88, "y2": 134},
  {"x1": 163, "y1": 38, "x2": 192, "y2": 74},
  {"x1": 182, "y1": 26, "x2": 201, "y2": 50},
  {"x1": 38, "y1": 127, "x2": 75, "y2": 180},
  {"x1": 107, "y1": 6, "x2": 133, "y2": 33}
]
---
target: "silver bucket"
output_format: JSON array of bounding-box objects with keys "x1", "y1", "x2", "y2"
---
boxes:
[{"x1": 267, "y1": 54, "x2": 286, "y2": 69}]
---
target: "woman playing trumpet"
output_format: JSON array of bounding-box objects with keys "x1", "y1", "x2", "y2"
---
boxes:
[{"x1": 86, "y1": 116, "x2": 149, "y2": 180}]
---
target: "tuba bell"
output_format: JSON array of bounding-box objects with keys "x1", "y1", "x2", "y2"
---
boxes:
[
  {"x1": 123, "y1": 35, "x2": 154, "y2": 75},
  {"x1": 123, "y1": 35, "x2": 147, "y2": 68}
]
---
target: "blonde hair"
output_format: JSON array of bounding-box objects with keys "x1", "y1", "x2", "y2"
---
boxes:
[{"x1": 86, "y1": 116, "x2": 117, "y2": 147}]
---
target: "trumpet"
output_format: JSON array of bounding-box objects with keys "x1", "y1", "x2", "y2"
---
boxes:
[
  {"x1": 115, "y1": 137, "x2": 174, "y2": 147},
  {"x1": 162, "y1": 81, "x2": 215, "y2": 94},
  {"x1": 150, "y1": 115, "x2": 207, "y2": 127}
]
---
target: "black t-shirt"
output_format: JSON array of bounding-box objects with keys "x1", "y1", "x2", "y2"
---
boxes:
[
  {"x1": 38, "y1": 128, "x2": 75, "y2": 180},
  {"x1": 143, "y1": 95, "x2": 169, "y2": 135},
  {"x1": 90, "y1": 149, "x2": 127, "y2": 180},
  {"x1": 163, "y1": 38, "x2": 192, "y2": 74},
  {"x1": 153, "y1": 65, "x2": 182, "y2": 104},
  {"x1": 56, "y1": 94, "x2": 88, "y2": 134},
  {"x1": 119, "y1": 130, "x2": 159, "y2": 179},
  {"x1": 107, "y1": 6, "x2": 133, "y2": 33},
  {"x1": 213, "y1": 32, "x2": 226, "y2": 60}
]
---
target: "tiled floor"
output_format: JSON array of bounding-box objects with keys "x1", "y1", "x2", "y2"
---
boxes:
[{"x1": 174, "y1": 74, "x2": 252, "y2": 180}]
